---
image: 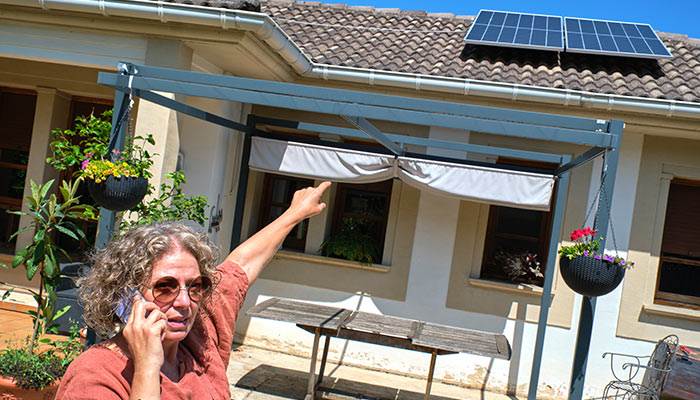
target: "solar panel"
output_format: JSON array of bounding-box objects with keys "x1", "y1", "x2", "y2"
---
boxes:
[
  {"x1": 465, "y1": 10, "x2": 564, "y2": 51},
  {"x1": 564, "y1": 17, "x2": 672, "y2": 59}
]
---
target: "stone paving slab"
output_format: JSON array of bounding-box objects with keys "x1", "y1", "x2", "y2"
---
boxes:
[{"x1": 227, "y1": 344, "x2": 519, "y2": 400}]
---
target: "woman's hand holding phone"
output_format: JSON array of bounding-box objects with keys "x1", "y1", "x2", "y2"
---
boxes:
[{"x1": 122, "y1": 293, "x2": 168, "y2": 373}]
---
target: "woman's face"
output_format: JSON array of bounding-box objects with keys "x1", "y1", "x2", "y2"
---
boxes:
[{"x1": 142, "y1": 245, "x2": 201, "y2": 345}]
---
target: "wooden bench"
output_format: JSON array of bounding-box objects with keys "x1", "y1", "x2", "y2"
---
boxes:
[{"x1": 246, "y1": 297, "x2": 512, "y2": 400}]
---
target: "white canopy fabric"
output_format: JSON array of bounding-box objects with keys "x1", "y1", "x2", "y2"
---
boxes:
[
  {"x1": 249, "y1": 137, "x2": 555, "y2": 210},
  {"x1": 249, "y1": 136, "x2": 395, "y2": 183}
]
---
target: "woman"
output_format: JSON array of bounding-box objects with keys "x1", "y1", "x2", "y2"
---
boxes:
[{"x1": 56, "y1": 181, "x2": 330, "y2": 399}]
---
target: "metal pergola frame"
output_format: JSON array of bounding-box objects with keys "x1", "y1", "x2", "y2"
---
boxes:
[{"x1": 96, "y1": 62, "x2": 623, "y2": 400}]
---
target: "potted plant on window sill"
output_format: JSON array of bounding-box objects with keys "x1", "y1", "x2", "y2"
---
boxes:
[
  {"x1": 558, "y1": 227, "x2": 635, "y2": 297},
  {"x1": 0, "y1": 179, "x2": 92, "y2": 397},
  {"x1": 492, "y1": 249, "x2": 545, "y2": 286},
  {"x1": 47, "y1": 110, "x2": 153, "y2": 212},
  {"x1": 319, "y1": 218, "x2": 381, "y2": 265}
]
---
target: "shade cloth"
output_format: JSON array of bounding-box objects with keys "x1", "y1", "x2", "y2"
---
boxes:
[{"x1": 249, "y1": 136, "x2": 554, "y2": 210}]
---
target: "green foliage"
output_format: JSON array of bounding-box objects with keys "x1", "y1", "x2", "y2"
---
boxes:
[
  {"x1": 319, "y1": 218, "x2": 380, "y2": 265},
  {"x1": 47, "y1": 108, "x2": 208, "y2": 228},
  {"x1": 0, "y1": 323, "x2": 83, "y2": 390},
  {"x1": 7, "y1": 178, "x2": 93, "y2": 352},
  {"x1": 46, "y1": 110, "x2": 155, "y2": 181},
  {"x1": 120, "y1": 171, "x2": 208, "y2": 230},
  {"x1": 0, "y1": 347, "x2": 63, "y2": 390}
]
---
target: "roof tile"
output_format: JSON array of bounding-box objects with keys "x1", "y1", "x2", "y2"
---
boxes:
[
  {"x1": 261, "y1": 0, "x2": 700, "y2": 103},
  {"x1": 164, "y1": 0, "x2": 700, "y2": 103}
]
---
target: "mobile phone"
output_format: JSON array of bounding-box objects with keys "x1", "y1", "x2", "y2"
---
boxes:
[{"x1": 114, "y1": 288, "x2": 145, "y2": 324}]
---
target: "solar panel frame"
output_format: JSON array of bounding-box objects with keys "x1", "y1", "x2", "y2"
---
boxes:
[
  {"x1": 464, "y1": 10, "x2": 564, "y2": 52},
  {"x1": 564, "y1": 17, "x2": 672, "y2": 59}
]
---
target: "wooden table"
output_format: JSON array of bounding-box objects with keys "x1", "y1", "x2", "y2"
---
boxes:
[
  {"x1": 661, "y1": 345, "x2": 700, "y2": 399},
  {"x1": 246, "y1": 297, "x2": 512, "y2": 400}
]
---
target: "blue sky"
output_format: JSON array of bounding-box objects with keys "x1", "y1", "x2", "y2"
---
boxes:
[{"x1": 340, "y1": 0, "x2": 700, "y2": 39}]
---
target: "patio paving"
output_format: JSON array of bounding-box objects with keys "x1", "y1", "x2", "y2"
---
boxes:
[
  {"x1": 227, "y1": 343, "x2": 518, "y2": 400},
  {"x1": 0, "y1": 305, "x2": 518, "y2": 399}
]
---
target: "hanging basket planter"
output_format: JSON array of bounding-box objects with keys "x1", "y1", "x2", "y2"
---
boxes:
[
  {"x1": 87, "y1": 175, "x2": 148, "y2": 211},
  {"x1": 559, "y1": 256, "x2": 625, "y2": 297}
]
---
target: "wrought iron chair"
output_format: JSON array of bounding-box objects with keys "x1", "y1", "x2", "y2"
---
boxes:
[{"x1": 602, "y1": 334, "x2": 679, "y2": 400}]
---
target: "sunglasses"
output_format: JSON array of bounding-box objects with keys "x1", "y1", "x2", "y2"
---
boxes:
[{"x1": 146, "y1": 276, "x2": 212, "y2": 305}]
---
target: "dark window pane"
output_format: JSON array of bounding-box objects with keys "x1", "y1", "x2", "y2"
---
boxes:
[
  {"x1": 496, "y1": 207, "x2": 544, "y2": 237},
  {"x1": 259, "y1": 174, "x2": 313, "y2": 251},
  {"x1": 343, "y1": 189, "x2": 388, "y2": 217},
  {"x1": 326, "y1": 180, "x2": 393, "y2": 263},
  {"x1": 658, "y1": 260, "x2": 700, "y2": 298}
]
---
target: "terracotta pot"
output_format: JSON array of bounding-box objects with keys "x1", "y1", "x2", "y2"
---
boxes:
[
  {"x1": 87, "y1": 175, "x2": 148, "y2": 211},
  {"x1": 0, "y1": 375, "x2": 59, "y2": 400},
  {"x1": 559, "y1": 256, "x2": 625, "y2": 297}
]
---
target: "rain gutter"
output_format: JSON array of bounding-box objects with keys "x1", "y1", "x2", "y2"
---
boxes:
[{"x1": 5, "y1": 0, "x2": 700, "y2": 120}]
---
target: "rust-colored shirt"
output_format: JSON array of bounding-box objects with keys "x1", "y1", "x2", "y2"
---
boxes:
[{"x1": 56, "y1": 261, "x2": 249, "y2": 399}]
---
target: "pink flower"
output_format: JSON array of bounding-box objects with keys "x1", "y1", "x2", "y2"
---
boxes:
[{"x1": 81, "y1": 159, "x2": 89, "y2": 170}]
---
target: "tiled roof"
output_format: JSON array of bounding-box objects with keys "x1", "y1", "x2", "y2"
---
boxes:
[
  {"x1": 164, "y1": 0, "x2": 700, "y2": 103},
  {"x1": 260, "y1": 0, "x2": 700, "y2": 103}
]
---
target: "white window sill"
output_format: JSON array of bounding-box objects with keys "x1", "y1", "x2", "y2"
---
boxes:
[
  {"x1": 642, "y1": 303, "x2": 700, "y2": 322},
  {"x1": 467, "y1": 277, "x2": 553, "y2": 298},
  {"x1": 275, "y1": 250, "x2": 391, "y2": 273}
]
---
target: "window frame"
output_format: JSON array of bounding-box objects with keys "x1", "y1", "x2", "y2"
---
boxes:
[
  {"x1": 329, "y1": 180, "x2": 394, "y2": 256},
  {"x1": 0, "y1": 87, "x2": 37, "y2": 253},
  {"x1": 654, "y1": 178, "x2": 700, "y2": 310},
  {"x1": 479, "y1": 158, "x2": 557, "y2": 286},
  {"x1": 257, "y1": 173, "x2": 315, "y2": 251}
]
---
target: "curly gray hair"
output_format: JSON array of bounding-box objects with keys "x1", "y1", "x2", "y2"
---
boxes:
[{"x1": 78, "y1": 221, "x2": 220, "y2": 338}]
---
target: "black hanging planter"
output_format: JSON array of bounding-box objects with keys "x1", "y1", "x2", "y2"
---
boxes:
[
  {"x1": 87, "y1": 176, "x2": 148, "y2": 211},
  {"x1": 559, "y1": 256, "x2": 625, "y2": 297}
]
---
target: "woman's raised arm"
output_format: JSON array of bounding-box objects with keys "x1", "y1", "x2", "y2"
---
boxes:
[{"x1": 226, "y1": 181, "x2": 331, "y2": 285}]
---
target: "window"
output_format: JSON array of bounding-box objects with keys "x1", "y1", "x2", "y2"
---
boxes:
[
  {"x1": 480, "y1": 159, "x2": 556, "y2": 286},
  {"x1": 0, "y1": 88, "x2": 36, "y2": 254},
  {"x1": 655, "y1": 179, "x2": 700, "y2": 309},
  {"x1": 258, "y1": 174, "x2": 314, "y2": 251},
  {"x1": 324, "y1": 180, "x2": 393, "y2": 263},
  {"x1": 54, "y1": 98, "x2": 112, "y2": 257}
]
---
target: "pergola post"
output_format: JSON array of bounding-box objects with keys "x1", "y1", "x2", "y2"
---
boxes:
[
  {"x1": 527, "y1": 156, "x2": 571, "y2": 400},
  {"x1": 568, "y1": 120, "x2": 624, "y2": 399}
]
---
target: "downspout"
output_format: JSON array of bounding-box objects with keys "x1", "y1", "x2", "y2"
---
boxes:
[{"x1": 5, "y1": 0, "x2": 699, "y2": 120}]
